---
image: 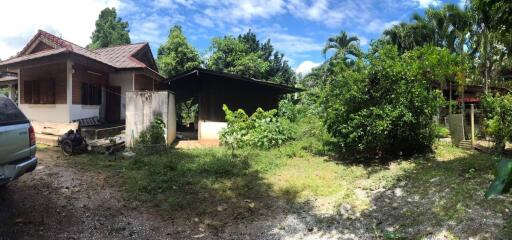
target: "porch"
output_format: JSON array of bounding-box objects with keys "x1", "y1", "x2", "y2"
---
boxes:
[{"x1": 0, "y1": 71, "x2": 18, "y2": 101}]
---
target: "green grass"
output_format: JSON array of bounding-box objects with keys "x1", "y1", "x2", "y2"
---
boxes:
[{"x1": 68, "y1": 140, "x2": 512, "y2": 236}]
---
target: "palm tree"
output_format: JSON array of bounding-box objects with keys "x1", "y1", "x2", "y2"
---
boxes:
[
  {"x1": 322, "y1": 31, "x2": 361, "y2": 65},
  {"x1": 383, "y1": 22, "x2": 426, "y2": 53}
]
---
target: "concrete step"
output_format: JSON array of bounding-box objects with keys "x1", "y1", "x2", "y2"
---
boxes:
[{"x1": 459, "y1": 140, "x2": 473, "y2": 150}]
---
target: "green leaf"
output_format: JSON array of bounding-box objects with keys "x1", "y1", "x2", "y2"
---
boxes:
[{"x1": 485, "y1": 159, "x2": 512, "y2": 199}]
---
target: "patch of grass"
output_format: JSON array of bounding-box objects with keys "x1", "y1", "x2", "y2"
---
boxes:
[{"x1": 68, "y1": 139, "x2": 512, "y2": 237}]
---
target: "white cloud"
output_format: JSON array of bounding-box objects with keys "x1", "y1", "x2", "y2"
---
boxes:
[
  {"x1": 295, "y1": 60, "x2": 321, "y2": 75},
  {"x1": 175, "y1": 0, "x2": 286, "y2": 24},
  {"x1": 358, "y1": 36, "x2": 369, "y2": 46},
  {"x1": 267, "y1": 33, "x2": 323, "y2": 54},
  {"x1": 193, "y1": 14, "x2": 216, "y2": 28},
  {"x1": 365, "y1": 19, "x2": 401, "y2": 34},
  {"x1": 0, "y1": 0, "x2": 119, "y2": 59},
  {"x1": 413, "y1": 0, "x2": 441, "y2": 8}
]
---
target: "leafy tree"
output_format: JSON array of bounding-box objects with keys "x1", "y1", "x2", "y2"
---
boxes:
[
  {"x1": 470, "y1": 0, "x2": 512, "y2": 91},
  {"x1": 207, "y1": 30, "x2": 296, "y2": 85},
  {"x1": 208, "y1": 35, "x2": 270, "y2": 79},
  {"x1": 322, "y1": 45, "x2": 448, "y2": 159},
  {"x1": 383, "y1": 4, "x2": 471, "y2": 54},
  {"x1": 471, "y1": 0, "x2": 512, "y2": 46},
  {"x1": 482, "y1": 94, "x2": 512, "y2": 153},
  {"x1": 157, "y1": 25, "x2": 201, "y2": 78},
  {"x1": 88, "y1": 8, "x2": 130, "y2": 50}
]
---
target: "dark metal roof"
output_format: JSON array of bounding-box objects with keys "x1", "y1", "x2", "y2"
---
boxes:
[{"x1": 168, "y1": 68, "x2": 303, "y2": 94}]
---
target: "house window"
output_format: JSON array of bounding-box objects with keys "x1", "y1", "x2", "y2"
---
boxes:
[
  {"x1": 81, "y1": 82, "x2": 102, "y2": 105},
  {"x1": 23, "y1": 80, "x2": 54, "y2": 104}
]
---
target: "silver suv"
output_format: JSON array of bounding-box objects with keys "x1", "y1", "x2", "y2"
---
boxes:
[{"x1": 0, "y1": 95, "x2": 37, "y2": 186}]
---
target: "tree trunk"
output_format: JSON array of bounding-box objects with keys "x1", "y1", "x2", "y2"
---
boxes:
[{"x1": 449, "y1": 81, "x2": 452, "y2": 114}]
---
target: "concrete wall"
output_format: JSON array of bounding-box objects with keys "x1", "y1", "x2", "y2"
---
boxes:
[
  {"x1": 125, "y1": 91, "x2": 176, "y2": 147},
  {"x1": 19, "y1": 104, "x2": 70, "y2": 123},
  {"x1": 448, "y1": 114, "x2": 465, "y2": 146},
  {"x1": 109, "y1": 71, "x2": 134, "y2": 120},
  {"x1": 69, "y1": 104, "x2": 100, "y2": 121},
  {"x1": 198, "y1": 120, "x2": 227, "y2": 141}
]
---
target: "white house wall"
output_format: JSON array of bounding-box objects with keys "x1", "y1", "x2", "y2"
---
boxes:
[
  {"x1": 109, "y1": 71, "x2": 134, "y2": 120},
  {"x1": 69, "y1": 105, "x2": 100, "y2": 121},
  {"x1": 198, "y1": 120, "x2": 227, "y2": 141},
  {"x1": 19, "y1": 104, "x2": 70, "y2": 123}
]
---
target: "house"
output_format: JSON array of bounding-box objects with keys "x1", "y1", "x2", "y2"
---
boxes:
[
  {"x1": 0, "y1": 30, "x2": 165, "y2": 124},
  {"x1": 168, "y1": 68, "x2": 302, "y2": 144}
]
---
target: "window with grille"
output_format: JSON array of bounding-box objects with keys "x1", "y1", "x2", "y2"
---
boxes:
[{"x1": 81, "y1": 82, "x2": 102, "y2": 105}]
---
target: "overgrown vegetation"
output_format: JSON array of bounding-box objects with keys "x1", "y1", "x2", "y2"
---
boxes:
[
  {"x1": 321, "y1": 45, "x2": 447, "y2": 159},
  {"x1": 78, "y1": 1, "x2": 512, "y2": 234},
  {"x1": 482, "y1": 94, "x2": 512, "y2": 152},
  {"x1": 136, "y1": 117, "x2": 166, "y2": 146},
  {"x1": 220, "y1": 105, "x2": 294, "y2": 151}
]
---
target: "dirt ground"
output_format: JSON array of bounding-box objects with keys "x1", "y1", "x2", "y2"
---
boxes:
[
  {"x1": 0, "y1": 148, "x2": 326, "y2": 240},
  {"x1": 1, "y1": 148, "x2": 511, "y2": 240}
]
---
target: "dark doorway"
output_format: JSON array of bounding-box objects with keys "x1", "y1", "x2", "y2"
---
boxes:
[{"x1": 106, "y1": 86, "x2": 121, "y2": 123}]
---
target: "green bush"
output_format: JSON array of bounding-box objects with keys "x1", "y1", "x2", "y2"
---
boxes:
[
  {"x1": 322, "y1": 45, "x2": 448, "y2": 159},
  {"x1": 435, "y1": 125, "x2": 450, "y2": 138},
  {"x1": 482, "y1": 94, "x2": 512, "y2": 153},
  {"x1": 220, "y1": 105, "x2": 294, "y2": 150},
  {"x1": 137, "y1": 117, "x2": 166, "y2": 146}
]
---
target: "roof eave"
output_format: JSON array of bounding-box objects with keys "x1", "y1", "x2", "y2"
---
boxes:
[{"x1": 168, "y1": 68, "x2": 304, "y2": 93}]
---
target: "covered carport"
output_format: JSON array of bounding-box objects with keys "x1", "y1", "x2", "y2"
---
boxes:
[{"x1": 168, "y1": 68, "x2": 302, "y2": 144}]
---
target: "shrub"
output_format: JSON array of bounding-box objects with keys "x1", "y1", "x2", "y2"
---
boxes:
[
  {"x1": 482, "y1": 94, "x2": 512, "y2": 153},
  {"x1": 220, "y1": 105, "x2": 294, "y2": 150},
  {"x1": 435, "y1": 125, "x2": 450, "y2": 138},
  {"x1": 137, "y1": 117, "x2": 166, "y2": 146},
  {"x1": 322, "y1": 45, "x2": 447, "y2": 159}
]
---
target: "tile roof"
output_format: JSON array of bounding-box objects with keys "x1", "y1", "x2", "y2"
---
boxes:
[
  {"x1": 0, "y1": 48, "x2": 67, "y2": 65},
  {"x1": 0, "y1": 30, "x2": 159, "y2": 73},
  {"x1": 92, "y1": 43, "x2": 147, "y2": 68}
]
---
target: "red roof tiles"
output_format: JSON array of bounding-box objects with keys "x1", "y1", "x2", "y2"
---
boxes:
[{"x1": 1, "y1": 30, "x2": 159, "y2": 74}]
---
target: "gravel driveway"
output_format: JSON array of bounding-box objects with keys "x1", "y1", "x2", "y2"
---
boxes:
[
  {"x1": 0, "y1": 149, "x2": 174, "y2": 240},
  {"x1": 0, "y1": 149, "x2": 329, "y2": 240}
]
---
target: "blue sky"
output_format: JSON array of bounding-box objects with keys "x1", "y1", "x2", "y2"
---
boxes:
[
  {"x1": 118, "y1": 0, "x2": 465, "y2": 74},
  {"x1": 0, "y1": 0, "x2": 466, "y2": 75}
]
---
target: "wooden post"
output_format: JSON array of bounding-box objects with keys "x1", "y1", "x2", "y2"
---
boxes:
[
  {"x1": 449, "y1": 82, "x2": 452, "y2": 114},
  {"x1": 471, "y1": 104, "x2": 475, "y2": 145}
]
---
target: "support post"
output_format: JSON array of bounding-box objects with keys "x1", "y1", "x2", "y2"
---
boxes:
[
  {"x1": 471, "y1": 104, "x2": 475, "y2": 145},
  {"x1": 66, "y1": 60, "x2": 73, "y2": 123}
]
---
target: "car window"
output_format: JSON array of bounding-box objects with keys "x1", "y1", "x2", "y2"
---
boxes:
[{"x1": 0, "y1": 96, "x2": 28, "y2": 126}]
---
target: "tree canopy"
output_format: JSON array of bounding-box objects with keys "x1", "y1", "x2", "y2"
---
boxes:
[
  {"x1": 88, "y1": 8, "x2": 130, "y2": 50},
  {"x1": 207, "y1": 30, "x2": 296, "y2": 85},
  {"x1": 156, "y1": 25, "x2": 201, "y2": 78}
]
